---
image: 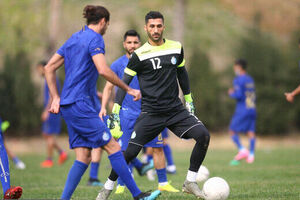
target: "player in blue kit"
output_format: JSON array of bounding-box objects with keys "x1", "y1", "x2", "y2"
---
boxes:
[
  {"x1": 37, "y1": 61, "x2": 68, "y2": 168},
  {"x1": 100, "y1": 30, "x2": 178, "y2": 194},
  {"x1": 0, "y1": 118, "x2": 23, "y2": 199},
  {"x1": 44, "y1": 5, "x2": 160, "y2": 200},
  {"x1": 228, "y1": 59, "x2": 256, "y2": 165}
]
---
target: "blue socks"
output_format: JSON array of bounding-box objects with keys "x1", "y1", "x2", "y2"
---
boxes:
[
  {"x1": 89, "y1": 162, "x2": 99, "y2": 179},
  {"x1": 109, "y1": 151, "x2": 141, "y2": 197},
  {"x1": 12, "y1": 157, "x2": 20, "y2": 164},
  {"x1": 0, "y1": 134, "x2": 10, "y2": 194},
  {"x1": 131, "y1": 158, "x2": 143, "y2": 169},
  {"x1": 156, "y1": 168, "x2": 167, "y2": 184},
  {"x1": 61, "y1": 160, "x2": 88, "y2": 200},
  {"x1": 147, "y1": 155, "x2": 153, "y2": 163},
  {"x1": 163, "y1": 144, "x2": 174, "y2": 166},
  {"x1": 231, "y1": 134, "x2": 243, "y2": 150},
  {"x1": 249, "y1": 137, "x2": 256, "y2": 155}
]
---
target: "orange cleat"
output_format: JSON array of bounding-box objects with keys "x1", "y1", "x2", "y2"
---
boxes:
[
  {"x1": 4, "y1": 186, "x2": 22, "y2": 199},
  {"x1": 41, "y1": 159, "x2": 54, "y2": 168},
  {"x1": 58, "y1": 152, "x2": 68, "y2": 165}
]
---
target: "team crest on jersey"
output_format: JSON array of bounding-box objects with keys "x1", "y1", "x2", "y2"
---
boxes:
[
  {"x1": 131, "y1": 131, "x2": 136, "y2": 139},
  {"x1": 171, "y1": 56, "x2": 177, "y2": 65},
  {"x1": 102, "y1": 132, "x2": 109, "y2": 141}
]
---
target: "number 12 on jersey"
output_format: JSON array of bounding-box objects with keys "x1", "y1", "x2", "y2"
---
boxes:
[{"x1": 150, "y1": 58, "x2": 162, "y2": 70}]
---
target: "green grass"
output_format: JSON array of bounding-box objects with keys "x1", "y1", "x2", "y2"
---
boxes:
[{"x1": 8, "y1": 147, "x2": 300, "y2": 199}]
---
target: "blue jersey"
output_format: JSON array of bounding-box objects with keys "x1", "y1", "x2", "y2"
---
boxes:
[
  {"x1": 230, "y1": 74, "x2": 256, "y2": 116},
  {"x1": 111, "y1": 55, "x2": 141, "y2": 118},
  {"x1": 44, "y1": 78, "x2": 60, "y2": 107},
  {"x1": 57, "y1": 25, "x2": 105, "y2": 111}
]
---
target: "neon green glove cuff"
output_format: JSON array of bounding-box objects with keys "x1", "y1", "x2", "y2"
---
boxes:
[
  {"x1": 184, "y1": 93, "x2": 193, "y2": 103},
  {"x1": 1, "y1": 121, "x2": 10, "y2": 132},
  {"x1": 112, "y1": 103, "x2": 121, "y2": 114}
]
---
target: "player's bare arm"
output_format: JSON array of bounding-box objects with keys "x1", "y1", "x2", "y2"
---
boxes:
[
  {"x1": 99, "y1": 81, "x2": 114, "y2": 120},
  {"x1": 92, "y1": 53, "x2": 141, "y2": 101},
  {"x1": 285, "y1": 84, "x2": 300, "y2": 103},
  {"x1": 44, "y1": 53, "x2": 64, "y2": 114}
]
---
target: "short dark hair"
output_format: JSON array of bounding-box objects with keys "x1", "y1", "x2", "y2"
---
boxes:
[
  {"x1": 235, "y1": 59, "x2": 247, "y2": 70},
  {"x1": 145, "y1": 11, "x2": 164, "y2": 24},
  {"x1": 83, "y1": 5, "x2": 110, "y2": 25},
  {"x1": 38, "y1": 60, "x2": 47, "y2": 67},
  {"x1": 123, "y1": 30, "x2": 140, "y2": 41}
]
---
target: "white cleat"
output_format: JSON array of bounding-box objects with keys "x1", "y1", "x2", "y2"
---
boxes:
[
  {"x1": 15, "y1": 161, "x2": 26, "y2": 170},
  {"x1": 96, "y1": 188, "x2": 112, "y2": 200},
  {"x1": 182, "y1": 180, "x2": 206, "y2": 199}
]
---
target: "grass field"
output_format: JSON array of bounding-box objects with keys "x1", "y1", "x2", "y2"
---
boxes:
[{"x1": 6, "y1": 141, "x2": 300, "y2": 200}]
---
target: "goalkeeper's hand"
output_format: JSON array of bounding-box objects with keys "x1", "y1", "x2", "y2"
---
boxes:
[
  {"x1": 108, "y1": 103, "x2": 123, "y2": 139},
  {"x1": 184, "y1": 93, "x2": 195, "y2": 115},
  {"x1": 1, "y1": 121, "x2": 10, "y2": 132}
]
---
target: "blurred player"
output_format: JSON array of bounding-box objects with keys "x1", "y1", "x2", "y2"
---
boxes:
[
  {"x1": 161, "y1": 129, "x2": 176, "y2": 174},
  {"x1": 1, "y1": 120, "x2": 26, "y2": 170},
  {"x1": 45, "y1": 5, "x2": 160, "y2": 200},
  {"x1": 0, "y1": 118, "x2": 23, "y2": 199},
  {"x1": 228, "y1": 59, "x2": 256, "y2": 165},
  {"x1": 37, "y1": 61, "x2": 68, "y2": 168},
  {"x1": 285, "y1": 38, "x2": 300, "y2": 103},
  {"x1": 100, "y1": 30, "x2": 178, "y2": 194},
  {"x1": 99, "y1": 11, "x2": 210, "y2": 199}
]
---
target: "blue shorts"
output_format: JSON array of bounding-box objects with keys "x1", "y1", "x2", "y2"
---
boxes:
[
  {"x1": 42, "y1": 113, "x2": 61, "y2": 134},
  {"x1": 229, "y1": 113, "x2": 256, "y2": 133},
  {"x1": 119, "y1": 113, "x2": 163, "y2": 151},
  {"x1": 161, "y1": 128, "x2": 168, "y2": 138},
  {"x1": 60, "y1": 100, "x2": 111, "y2": 149}
]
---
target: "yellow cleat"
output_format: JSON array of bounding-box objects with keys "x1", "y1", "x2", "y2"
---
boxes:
[
  {"x1": 158, "y1": 182, "x2": 179, "y2": 193},
  {"x1": 115, "y1": 185, "x2": 125, "y2": 194}
]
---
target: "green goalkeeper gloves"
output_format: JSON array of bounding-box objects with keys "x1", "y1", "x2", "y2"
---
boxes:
[
  {"x1": 1, "y1": 121, "x2": 10, "y2": 132},
  {"x1": 107, "y1": 103, "x2": 123, "y2": 139},
  {"x1": 184, "y1": 93, "x2": 195, "y2": 115}
]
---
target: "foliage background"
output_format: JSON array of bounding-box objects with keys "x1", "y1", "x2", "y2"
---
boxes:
[{"x1": 0, "y1": 0, "x2": 299, "y2": 135}]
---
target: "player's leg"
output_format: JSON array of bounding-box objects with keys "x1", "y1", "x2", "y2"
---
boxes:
[
  {"x1": 41, "y1": 133, "x2": 54, "y2": 167},
  {"x1": 167, "y1": 109, "x2": 209, "y2": 198},
  {"x1": 87, "y1": 148, "x2": 103, "y2": 186},
  {"x1": 4, "y1": 143, "x2": 26, "y2": 170},
  {"x1": 162, "y1": 129, "x2": 176, "y2": 174}
]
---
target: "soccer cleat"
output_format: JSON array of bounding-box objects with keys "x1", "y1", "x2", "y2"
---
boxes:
[
  {"x1": 134, "y1": 190, "x2": 161, "y2": 200},
  {"x1": 15, "y1": 160, "x2": 26, "y2": 170},
  {"x1": 96, "y1": 187, "x2": 112, "y2": 200},
  {"x1": 182, "y1": 180, "x2": 206, "y2": 199},
  {"x1": 58, "y1": 151, "x2": 68, "y2": 165},
  {"x1": 229, "y1": 159, "x2": 240, "y2": 166},
  {"x1": 158, "y1": 182, "x2": 179, "y2": 192},
  {"x1": 40, "y1": 159, "x2": 53, "y2": 168},
  {"x1": 137, "y1": 161, "x2": 154, "y2": 176},
  {"x1": 87, "y1": 178, "x2": 104, "y2": 187},
  {"x1": 246, "y1": 155, "x2": 255, "y2": 163},
  {"x1": 234, "y1": 149, "x2": 249, "y2": 161},
  {"x1": 146, "y1": 169, "x2": 155, "y2": 181},
  {"x1": 4, "y1": 186, "x2": 22, "y2": 199},
  {"x1": 115, "y1": 184, "x2": 125, "y2": 194}
]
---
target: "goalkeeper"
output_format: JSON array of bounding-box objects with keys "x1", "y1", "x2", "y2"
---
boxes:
[{"x1": 98, "y1": 11, "x2": 210, "y2": 199}]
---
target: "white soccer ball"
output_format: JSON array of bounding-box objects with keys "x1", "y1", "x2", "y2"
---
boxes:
[
  {"x1": 196, "y1": 165, "x2": 210, "y2": 182},
  {"x1": 203, "y1": 177, "x2": 230, "y2": 200}
]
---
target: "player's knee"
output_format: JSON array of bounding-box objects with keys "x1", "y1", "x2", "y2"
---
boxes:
[
  {"x1": 124, "y1": 143, "x2": 142, "y2": 163},
  {"x1": 187, "y1": 125, "x2": 210, "y2": 147}
]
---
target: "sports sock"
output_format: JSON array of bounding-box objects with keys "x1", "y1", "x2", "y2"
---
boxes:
[
  {"x1": 61, "y1": 160, "x2": 88, "y2": 200},
  {"x1": 131, "y1": 158, "x2": 143, "y2": 169},
  {"x1": 12, "y1": 156, "x2": 20, "y2": 164},
  {"x1": 156, "y1": 168, "x2": 167, "y2": 185},
  {"x1": 163, "y1": 144, "x2": 174, "y2": 166},
  {"x1": 147, "y1": 155, "x2": 153, "y2": 163},
  {"x1": 231, "y1": 134, "x2": 244, "y2": 150},
  {"x1": 249, "y1": 137, "x2": 256, "y2": 155},
  {"x1": 0, "y1": 135, "x2": 10, "y2": 194},
  {"x1": 108, "y1": 151, "x2": 141, "y2": 197},
  {"x1": 117, "y1": 177, "x2": 125, "y2": 186},
  {"x1": 186, "y1": 170, "x2": 197, "y2": 182},
  {"x1": 89, "y1": 162, "x2": 100, "y2": 179}
]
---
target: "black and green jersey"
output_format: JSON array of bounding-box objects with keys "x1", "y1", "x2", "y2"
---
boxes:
[{"x1": 124, "y1": 39, "x2": 186, "y2": 113}]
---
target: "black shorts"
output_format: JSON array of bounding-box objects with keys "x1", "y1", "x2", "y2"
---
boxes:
[{"x1": 129, "y1": 106, "x2": 204, "y2": 147}]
